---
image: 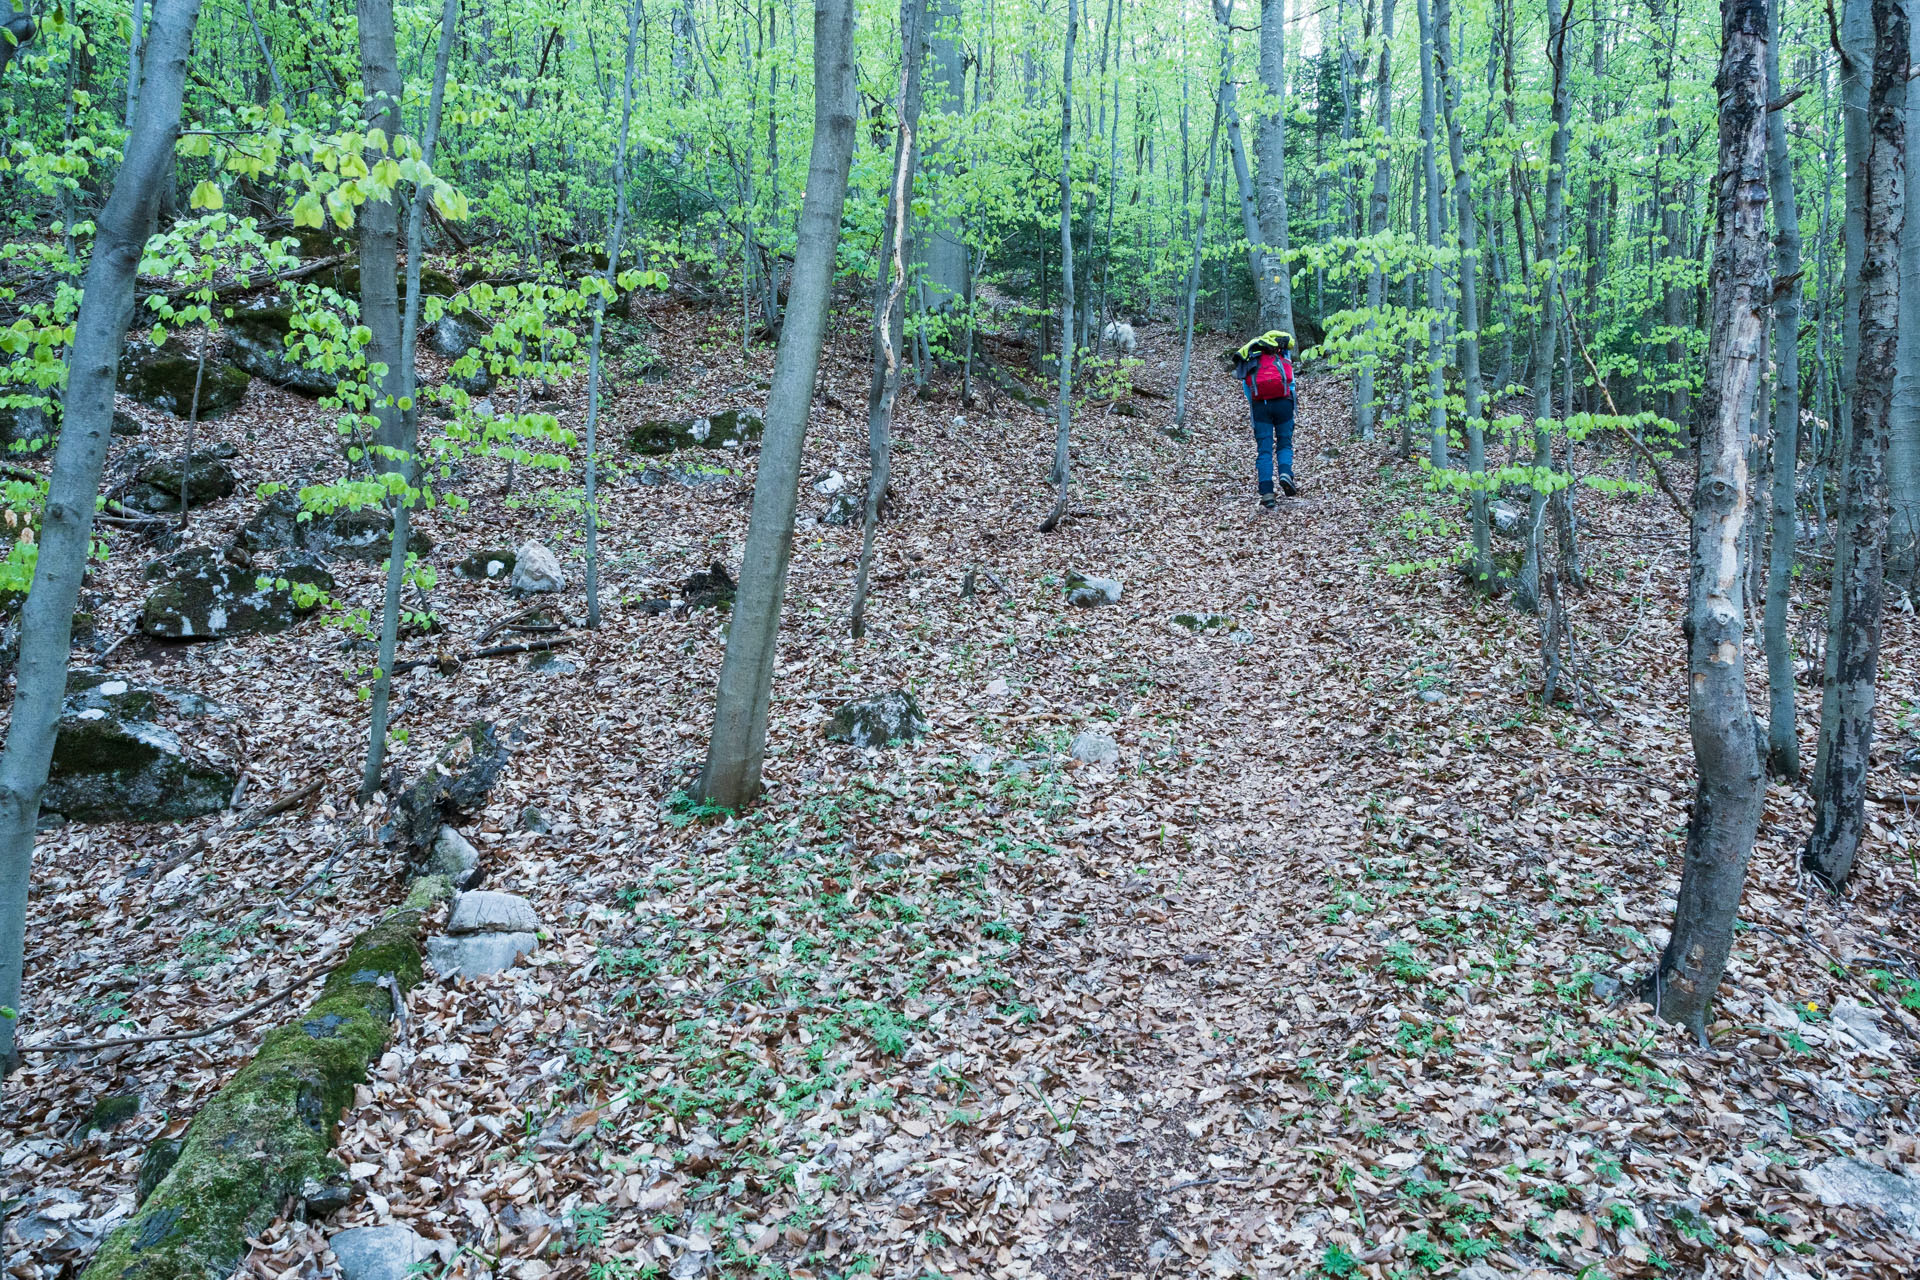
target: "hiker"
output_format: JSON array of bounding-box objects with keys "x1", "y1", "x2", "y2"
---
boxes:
[{"x1": 1227, "y1": 330, "x2": 1297, "y2": 507}]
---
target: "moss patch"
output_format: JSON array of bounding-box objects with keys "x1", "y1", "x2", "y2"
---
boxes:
[{"x1": 80, "y1": 906, "x2": 430, "y2": 1280}]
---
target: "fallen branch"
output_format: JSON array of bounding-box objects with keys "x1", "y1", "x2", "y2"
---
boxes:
[
  {"x1": 471, "y1": 635, "x2": 574, "y2": 660},
  {"x1": 235, "y1": 777, "x2": 324, "y2": 827},
  {"x1": 20, "y1": 954, "x2": 338, "y2": 1053},
  {"x1": 477, "y1": 600, "x2": 547, "y2": 643}
]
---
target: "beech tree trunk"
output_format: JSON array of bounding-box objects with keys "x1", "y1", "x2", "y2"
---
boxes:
[
  {"x1": 0, "y1": 0, "x2": 206, "y2": 1074},
  {"x1": 696, "y1": 0, "x2": 858, "y2": 809},
  {"x1": 920, "y1": 0, "x2": 969, "y2": 312},
  {"x1": 1762, "y1": 0, "x2": 1805, "y2": 779},
  {"x1": 1890, "y1": 13, "x2": 1920, "y2": 586},
  {"x1": 1040, "y1": 0, "x2": 1077, "y2": 534},
  {"x1": 1514, "y1": 0, "x2": 1571, "y2": 615},
  {"x1": 1804, "y1": 0, "x2": 1910, "y2": 891},
  {"x1": 1353, "y1": 0, "x2": 1395, "y2": 441},
  {"x1": 1174, "y1": 54, "x2": 1229, "y2": 430},
  {"x1": 1415, "y1": 0, "x2": 1448, "y2": 469},
  {"x1": 851, "y1": 0, "x2": 928, "y2": 637},
  {"x1": 1254, "y1": 0, "x2": 1295, "y2": 335},
  {"x1": 356, "y1": 0, "x2": 406, "y2": 462},
  {"x1": 1435, "y1": 0, "x2": 1489, "y2": 584},
  {"x1": 1653, "y1": 0, "x2": 1772, "y2": 1039}
]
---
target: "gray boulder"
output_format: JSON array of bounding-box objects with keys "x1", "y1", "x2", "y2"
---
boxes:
[
  {"x1": 224, "y1": 307, "x2": 335, "y2": 396},
  {"x1": 827, "y1": 691, "x2": 929, "y2": 748},
  {"x1": 1491, "y1": 500, "x2": 1526, "y2": 539},
  {"x1": 1065, "y1": 571, "x2": 1122, "y2": 608},
  {"x1": 426, "y1": 931, "x2": 538, "y2": 978},
  {"x1": 329, "y1": 1225, "x2": 434, "y2": 1280},
  {"x1": 117, "y1": 342, "x2": 249, "y2": 418},
  {"x1": 1069, "y1": 731, "x2": 1120, "y2": 766},
  {"x1": 626, "y1": 408, "x2": 764, "y2": 456},
  {"x1": 1172, "y1": 612, "x2": 1233, "y2": 633},
  {"x1": 449, "y1": 890, "x2": 540, "y2": 934},
  {"x1": 426, "y1": 826, "x2": 483, "y2": 889},
  {"x1": 140, "y1": 547, "x2": 309, "y2": 640},
  {"x1": 429, "y1": 310, "x2": 490, "y2": 359},
  {"x1": 126, "y1": 452, "x2": 238, "y2": 514},
  {"x1": 683, "y1": 562, "x2": 735, "y2": 610},
  {"x1": 511, "y1": 541, "x2": 566, "y2": 594},
  {"x1": 238, "y1": 492, "x2": 432, "y2": 563},
  {"x1": 1802, "y1": 1158, "x2": 1920, "y2": 1235},
  {"x1": 43, "y1": 673, "x2": 237, "y2": 822}
]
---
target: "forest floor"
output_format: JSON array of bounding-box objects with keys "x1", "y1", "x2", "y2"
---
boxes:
[{"x1": 5, "y1": 294, "x2": 1920, "y2": 1280}]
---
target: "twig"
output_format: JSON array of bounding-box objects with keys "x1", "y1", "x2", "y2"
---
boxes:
[
  {"x1": 20, "y1": 955, "x2": 338, "y2": 1054},
  {"x1": 236, "y1": 778, "x2": 324, "y2": 827},
  {"x1": 477, "y1": 601, "x2": 546, "y2": 643},
  {"x1": 95, "y1": 628, "x2": 139, "y2": 663}
]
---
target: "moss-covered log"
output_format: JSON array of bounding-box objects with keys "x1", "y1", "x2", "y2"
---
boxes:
[{"x1": 80, "y1": 883, "x2": 448, "y2": 1280}]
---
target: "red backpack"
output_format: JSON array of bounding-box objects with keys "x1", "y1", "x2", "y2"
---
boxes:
[{"x1": 1250, "y1": 350, "x2": 1294, "y2": 401}]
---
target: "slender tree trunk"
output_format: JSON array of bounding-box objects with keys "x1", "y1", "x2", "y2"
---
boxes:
[
  {"x1": 1220, "y1": 8, "x2": 1270, "y2": 336},
  {"x1": 1354, "y1": 0, "x2": 1395, "y2": 441},
  {"x1": 1658, "y1": 0, "x2": 1689, "y2": 430},
  {"x1": 582, "y1": 0, "x2": 646, "y2": 632},
  {"x1": 1890, "y1": 13, "x2": 1920, "y2": 587},
  {"x1": 696, "y1": 0, "x2": 858, "y2": 809},
  {"x1": 356, "y1": 0, "x2": 406, "y2": 461},
  {"x1": 1435, "y1": 0, "x2": 1489, "y2": 584},
  {"x1": 0, "y1": 0, "x2": 205, "y2": 1075},
  {"x1": 1763, "y1": 0, "x2": 1806, "y2": 779},
  {"x1": 851, "y1": 0, "x2": 928, "y2": 637},
  {"x1": 1175, "y1": 64, "x2": 1228, "y2": 429},
  {"x1": 1040, "y1": 0, "x2": 1078, "y2": 533},
  {"x1": 1805, "y1": 0, "x2": 1910, "y2": 891},
  {"x1": 1515, "y1": 0, "x2": 1570, "y2": 615},
  {"x1": 1653, "y1": 0, "x2": 1772, "y2": 1040},
  {"x1": 1415, "y1": 0, "x2": 1448, "y2": 469},
  {"x1": 920, "y1": 0, "x2": 968, "y2": 312},
  {"x1": 358, "y1": 0, "x2": 457, "y2": 800},
  {"x1": 1255, "y1": 0, "x2": 1295, "y2": 334},
  {"x1": 123, "y1": 0, "x2": 146, "y2": 122}
]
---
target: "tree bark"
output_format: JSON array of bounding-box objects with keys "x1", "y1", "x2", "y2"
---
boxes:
[
  {"x1": 851, "y1": 0, "x2": 928, "y2": 637},
  {"x1": 1040, "y1": 0, "x2": 1078, "y2": 533},
  {"x1": 582, "y1": 0, "x2": 646, "y2": 633},
  {"x1": 1254, "y1": 0, "x2": 1295, "y2": 334},
  {"x1": 0, "y1": 0, "x2": 206, "y2": 1074},
  {"x1": 919, "y1": 0, "x2": 968, "y2": 312},
  {"x1": 1762, "y1": 0, "x2": 1805, "y2": 779},
  {"x1": 1804, "y1": 0, "x2": 1910, "y2": 891},
  {"x1": 696, "y1": 0, "x2": 858, "y2": 809},
  {"x1": 1415, "y1": 0, "x2": 1448, "y2": 469},
  {"x1": 1435, "y1": 0, "x2": 1489, "y2": 585},
  {"x1": 1653, "y1": 0, "x2": 1772, "y2": 1040},
  {"x1": 1175, "y1": 52, "x2": 1229, "y2": 430},
  {"x1": 1890, "y1": 12, "x2": 1920, "y2": 587},
  {"x1": 1353, "y1": 0, "x2": 1395, "y2": 441}
]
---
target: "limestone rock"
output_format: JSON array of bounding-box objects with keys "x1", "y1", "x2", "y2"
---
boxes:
[
  {"x1": 329, "y1": 1225, "x2": 434, "y2": 1280},
  {"x1": 426, "y1": 826, "x2": 483, "y2": 890},
  {"x1": 380, "y1": 721, "x2": 509, "y2": 860},
  {"x1": 225, "y1": 307, "x2": 335, "y2": 396},
  {"x1": 429, "y1": 310, "x2": 490, "y2": 359},
  {"x1": 1491, "y1": 500, "x2": 1526, "y2": 539},
  {"x1": 126, "y1": 452, "x2": 238, "y2": 513},
  {"x1": 43, "y1": 673, "x2": 237, "y2": 822},
  {"x1": 140, "y1": 547, "x2": 307, "y2": 640},
  {"x1": 626, "y1": 408, "x2": 764, "y2": 456},
  {"x1": 1069, "y1": 731, "x2": 1120, "y2": 766},
  {"x1": 455, "y1": 548, "x2": 517, "y2": 581},
  {"x1": 118, "y1": 342, "x2": 249, "y2": 418},
  {"x1": 511, "y1": 541, "x2": 566, "y2": 594},
  {"x1": 1065, "y1": 571, "x2": 1122, "y2": 608},
  {"x1": 427, "y1": 932, "x2": 538, "y2": 978},
  {"x1": 449, "y1": 890, "x2": 540, "y2": 935},
  {"x1": 1802, "y1": 1157, "x2": 1920, "y2": 1235},
  {"x1": 827, "y1": 691, "x2": 929, "y2": 748}
]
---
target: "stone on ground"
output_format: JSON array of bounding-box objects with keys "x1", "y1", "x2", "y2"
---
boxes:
[
  {"x1": 1069, "y1": 730, "x2": 1120, "y2": 766},
  {"x1": 1802, "y1": 1157, "x2": 1920, "y2": 1235},
  {"x1": 426, "y1": 931, "x2": 538, "y2": 978},
  {"x1": 827, "y1": 691, "x2": 929, "y2": 748},
  {"x1": 117, "y1": 342, "x2": 250, "y2": 418},
  {"x1": 511, "y1": 541, "x2": 566, "y2": 594},
  {"x1": 426, "y1": 826, "x2": 483, "y2": 889},
  {"x1": 140, "y1": 547, "x2": 308, "y2": 640},
  {"x1": 1065, "y1": 571, "x2": 1122, "y2": 608},
  {"x1": 225, "y1": 307, "x2": 334, "y2": 396},
  {"x1": 44, "y1": 673, "x2": 237, "y2": 821},
  {"x1": 626, "y1": 408, "x2": 764, "y2": 455},
  {"x1": 683, "y1": 562, "x2": 735, "y2": 610},
  {"x1": 449, "y1": 890, "x2": 540, "y2": 935},
  {"x1": 329, "y1": 1225, "x2": 434, "y2": 1280},
  {"x1": 126, "y1": 452, "x2": 237, "y2": 513},
  {"x1": 456, "y1": 548, "x2": 517, "y2": 581}
]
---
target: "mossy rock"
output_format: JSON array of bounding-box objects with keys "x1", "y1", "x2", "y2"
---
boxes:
[
  {"x1": 79, "y1": 910, "x2": 427, "y2": 1280},
  {"x1": 127, "y1": 452, "x2": 238, "y2": 514},
  {"x1": 225, "y1": 308, "x2": 335, "y2": 397},
  {"x1": 44, "y1": 673, "x2": 237, "y2": 821},
  {"x1": 118, "y1": 346, "x2": 250, "y2": 419},
  {"x1": 139, "y1": 547, "x2": 309, "y2": 640},
  {"x1": 313, "y1": 263, "x2": 459, "y2": 301},
  {"x1": 0, "y1": 397, "x2": 59, "y2": 452},
  {"x1": 237, "y1": 493, "x2": 430, "y2": 564},
  {"x1": 625, "y1": 408, "x2": 764, "y2": 456}
]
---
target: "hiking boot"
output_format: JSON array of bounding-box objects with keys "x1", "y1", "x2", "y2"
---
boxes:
[
  {"x1": 1260, "y1": 494, "x2": 1278, "y2": 510},
  {"x1": 1278, "y1": 471, "x2": 1298, "y2": 497}
]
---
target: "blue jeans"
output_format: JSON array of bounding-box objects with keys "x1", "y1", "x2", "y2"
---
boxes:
[{"x1": 1249, "y1": 396, "x2": 1295, "y2": 493}]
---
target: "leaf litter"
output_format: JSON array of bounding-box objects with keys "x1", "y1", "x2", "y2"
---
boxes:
[{"x1": 3, "y1": 297, "x2": 1920, "y2": 1280}]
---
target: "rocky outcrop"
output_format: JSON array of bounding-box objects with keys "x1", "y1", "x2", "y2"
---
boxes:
[
  {"x1": 428, "y1": 310, "x2": 489, "y2": 359},
  {"x1": 125, "y1": 451, "x2": 238, "y2": 513},
  {"x1": 381, "y1": 721, "x2": 511, "y2": 865},
  {"x1": 43, "y1": 673, "x2": 238, "y2": 822},
  {"x1": 237, "y1": 491, "x2": 431, "y2": 563},
  {"x1": 139, "y1": 547, "x2": 311, "y2": 640},
  {"x1": 682, "y1": 562, "x2": 735, "y2": 610},
  {"x1": 454, "y1": 548, "x2": 516, "y2": 581},
  {"x1": 118, "y1": 341, "x2": 250, "y2": 418},
  {"x1": 827, "y1": 691, "x2": 929, "y2": 748},
  {"x1": 625, "y1": 408, "x2": 764, "y2": 456},
  {"x1": 224, "y1": 307, "x2": 335, "y2": 396},
  {"x1": 426, "y1": 889, "x2": 541, "y2": 978}
]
